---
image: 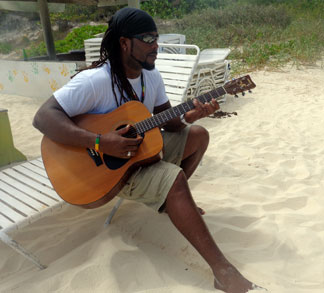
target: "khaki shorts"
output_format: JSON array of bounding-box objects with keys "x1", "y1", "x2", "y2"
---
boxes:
[{"x1": 117, "y1": 126, "x2": 190, "y2": 211}]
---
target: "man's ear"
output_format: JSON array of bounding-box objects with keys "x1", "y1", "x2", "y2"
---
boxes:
[{"x1": 119, "y1": 37, "x2": 129, "y2": 52}]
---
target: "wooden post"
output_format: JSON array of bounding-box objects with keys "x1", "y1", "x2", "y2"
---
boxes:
[
  {"x1": 37, "y1": 0, "x2": 56, "y2": 60},
  {"x1": 128, "y1": 0, "x2": 140, "y2": 9}
]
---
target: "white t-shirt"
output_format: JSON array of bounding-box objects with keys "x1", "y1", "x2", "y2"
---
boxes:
[{"x1": 54, "y1": 62, "x2": 169, "y2": 117}]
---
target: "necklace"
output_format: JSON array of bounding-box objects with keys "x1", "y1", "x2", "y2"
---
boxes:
[{"x1": 130, "y1": 72, "x2": 145, "y2": 103}]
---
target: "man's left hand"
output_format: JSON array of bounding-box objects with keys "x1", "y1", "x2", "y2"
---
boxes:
[{"x1": 184, "y1": 98, "x2": 220, "y2": 124}]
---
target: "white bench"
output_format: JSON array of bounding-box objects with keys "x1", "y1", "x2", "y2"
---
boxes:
[{"x1": 0, "y1": 158, "x2": 64, "y2": 269}]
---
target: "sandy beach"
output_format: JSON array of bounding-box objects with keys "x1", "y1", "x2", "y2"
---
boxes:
[{"x1": 1, "y1": 63, "x2": 324, "y2": 292}]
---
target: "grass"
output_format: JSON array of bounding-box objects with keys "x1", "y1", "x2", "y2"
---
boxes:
[
  {"x1": 0, "y1": 42, "x2": 12, "y2": 54},
  {"x1": 157, "y1": 1, "x2": 324, "y2": 74}
]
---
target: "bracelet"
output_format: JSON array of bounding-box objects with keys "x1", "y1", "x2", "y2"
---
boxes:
[
  {"x1": 94, "y1": 134, "x2": 101, "y2": 151},
  {"x1": 180, "y1": 114, "x2": 192, "y2": 126}
]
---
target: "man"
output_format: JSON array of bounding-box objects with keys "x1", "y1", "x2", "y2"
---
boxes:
[{"x1": 33, "y1": 7, "x2": 262, "y2": 293}]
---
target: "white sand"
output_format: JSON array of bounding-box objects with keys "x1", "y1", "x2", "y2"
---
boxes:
[{"x1": 1, "y1": 64, "x2": 324, "y2": 292}]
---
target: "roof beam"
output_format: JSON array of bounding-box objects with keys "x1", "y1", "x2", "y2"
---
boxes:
[{"x1": 0, "y1": 0, "x2": 98, "y2": 5}]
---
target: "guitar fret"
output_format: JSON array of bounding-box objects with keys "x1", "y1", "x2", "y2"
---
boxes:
[
  {"x1": 161, "y1": 111, "x2": 168, "y2": 122},
  {"x1": 207, "y1": 91, "x2": 213, "y2": 101},
  {"x1": 153, "y1": 115, "x2": 160, "y2": 127},
  {"x1": 165, "y1": 110, "x2": 172, "y2": 120},
  {"x1": 135, "y1": 122, "x2": 142, "y2": 134}
]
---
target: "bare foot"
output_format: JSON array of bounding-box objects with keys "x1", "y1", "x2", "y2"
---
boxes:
[{"x1": 213, "y1": 261, "x2": 266, "y2": 293}]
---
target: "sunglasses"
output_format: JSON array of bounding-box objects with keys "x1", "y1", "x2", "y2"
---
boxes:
[{"x1": 132, "y1": 34, "x2": 159, "y2": 44}]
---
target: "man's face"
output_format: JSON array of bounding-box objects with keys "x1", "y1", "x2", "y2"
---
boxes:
[{"x1": 129, "y1": 32, "x2": 159, "y2": 70}]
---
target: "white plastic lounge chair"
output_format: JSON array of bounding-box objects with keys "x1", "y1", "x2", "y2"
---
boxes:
[
  {"x1": 84, "y1": 37, "x2": 102, "y2": 66},
  {"x1": 155, "y1": 43, "x2": 200, "y2": 106},
  {"x1": 0, "y1": 158, "x2": 64, "y2": 269},
  {"x1": 158, "y1": 34, "x2": 186, "y2": 54},
  {"x1": 188, "y1": 48, "x2": 231, "y2": 103}
]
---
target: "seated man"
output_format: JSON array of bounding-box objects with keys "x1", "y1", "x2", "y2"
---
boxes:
[{"x1": 33, "y1": 7, "x2": 262, "y2": 293}]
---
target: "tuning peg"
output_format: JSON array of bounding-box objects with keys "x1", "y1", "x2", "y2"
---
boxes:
[
  {"x1": 248, "y1": 90, "x2": 252, "y2": 93},
  {"x1": 242, "y1": 92, "x2": 245, "y2": 96},
  {"x1": 234, "y1": 94, "x2": 238, "y2": 98}
]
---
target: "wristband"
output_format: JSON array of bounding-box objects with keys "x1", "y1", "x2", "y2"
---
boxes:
[
  {"x1": 180, "y1": 114, "x2": 191, "y2": 126},
  {"x1": 95, "y1": 134, "x2": 101, "y2": 151}
]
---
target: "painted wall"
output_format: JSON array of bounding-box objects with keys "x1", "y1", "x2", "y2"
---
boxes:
[{"x1": 0, "y1": 60, "x2": 83, "y2": 98}]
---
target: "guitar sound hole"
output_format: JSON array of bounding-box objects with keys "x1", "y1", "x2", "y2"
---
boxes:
[{"x1": 103, "y1": 124, "x2": 144, "y2": 170}]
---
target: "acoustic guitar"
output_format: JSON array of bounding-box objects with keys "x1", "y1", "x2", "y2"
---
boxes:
[{"x1": 41, "y1": 75, "x2": 256, "y2": 208}]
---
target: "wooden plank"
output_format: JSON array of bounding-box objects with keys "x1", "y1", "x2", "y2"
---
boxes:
[
  {"x1": 0, "y1": 180, "x2": 46, "y2": 212},
  {"x1": 157, "y1": 53, "x2": 197, "y2": 61},
  {"x1": 38, "y1": 0, "x2": 56, "y2": 60},
  {"x1": 20, "y1": 162, "x2": 48, "y2": 177},
  {"x1": 155, "y1": 60, "x2": 195, "y2": 68},
  {"x1": 160, "y1": 72, "x2": 189, "y2": 82},
  {"x1": 164, "y1": 86, "x2": 185, "y2": 95},
  {"x1": 13, "y1": 165, "x2": 52, "y2": 188},
  {"x1": 30, "y1": 159, "x2": 44, "y2": 168},
  {"x1": 0, "y1": 173, "x2": 57, "y2": 206},
  {"x1": 84, "y1": 51, "x2": 100, "y2": 56},
  {"x1": 157, "y1": 66, "x2": 193, "y2": 75},
  {"x1": 3, "y1": 169, "x2": 57, "y2": 198},
  {"x1": 0, "y1": 190, "x2": 36, "y2": 215},
  {"x1": 167, "y1": 93, "x2": 184, "y2": 103},
  {"x1": 0, "y1": 214, "x2": 14, "y2": 230},
  {"x1": 163, "y1": 79, "x2": 188, "y2": 88},
  {"x1": 6, "y1": 0, "x2": 98, "y2": 4},
  {"x1": 0, "y1": 201, "x2": 25, "y2": 223}
]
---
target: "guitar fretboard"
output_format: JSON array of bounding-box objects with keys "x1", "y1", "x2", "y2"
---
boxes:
[{"x1": 134, "y1": 86, "x2": 226, "y2": 134}]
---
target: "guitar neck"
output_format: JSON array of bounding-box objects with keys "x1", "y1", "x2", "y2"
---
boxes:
[{"x1": 135, "y1": 86, "x2": 226, "y2": 134}]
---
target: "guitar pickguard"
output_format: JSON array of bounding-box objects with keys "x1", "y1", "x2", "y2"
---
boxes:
[{"x1": 102, "y1": 154, "x2": 130, "y2": 170}]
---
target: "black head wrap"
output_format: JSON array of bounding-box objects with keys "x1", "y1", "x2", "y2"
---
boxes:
[
  {"x1": 89, "y1": 8, "x2": 157, "y2": 107},
  {"x1": 109, "y1": 7, "x2": 157, "y2": 39}
]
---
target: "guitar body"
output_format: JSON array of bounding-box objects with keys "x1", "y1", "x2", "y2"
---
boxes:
[{"x1": 41, "y1": 101, "x2": 163, "y2": 209}]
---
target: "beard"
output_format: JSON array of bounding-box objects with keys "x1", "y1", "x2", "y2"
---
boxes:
[
  {"x1": 130, "y1": 54, "x2": 155, "y2": 70},
  {"x1": 140, "y1": 60, "x2": 155, "y2": 70}
]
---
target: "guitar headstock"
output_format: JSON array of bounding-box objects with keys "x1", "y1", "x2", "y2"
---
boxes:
[{"x1": 224, "y1": 75, "x2": 256, "y2": 96}]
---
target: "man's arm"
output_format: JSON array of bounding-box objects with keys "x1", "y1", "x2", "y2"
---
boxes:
[
  {"x1": 33, "y1": 96, "x2": 96, "y2": 148},
  {"x1": 153, "y1": 99, "x2": 220, "y2": 132},
  {"x1": 33, "y1": 96, "x2": 142, "y2": 158}
]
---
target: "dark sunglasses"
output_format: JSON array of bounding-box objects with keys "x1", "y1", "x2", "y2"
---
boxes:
[{"x1": 132, "y1": 34, "x2": 159, "y2": 44}]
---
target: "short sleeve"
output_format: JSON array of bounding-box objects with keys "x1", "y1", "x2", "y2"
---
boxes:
[
  {"x1": 153, "y1": 70, "x2": 169, "y2": 107},
  {"x1": 53, "y1": 71, "x2": 97, "y2": 117}
]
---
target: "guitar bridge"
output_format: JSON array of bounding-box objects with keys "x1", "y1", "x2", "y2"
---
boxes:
[{"x1": 87, "y1": 148, "x2": 103, "y2": 166}]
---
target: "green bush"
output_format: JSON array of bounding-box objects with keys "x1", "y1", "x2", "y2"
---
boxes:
[
  {"x1": 0, "y1": 42, "x2": 12, "y2": 54},
  {"x1": 26, "y1": 24, "x2": 107, "y2": 57}
]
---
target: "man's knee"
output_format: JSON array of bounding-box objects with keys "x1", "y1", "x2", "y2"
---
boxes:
[{"x1": 189, "y1": 125, "x2": 210, "y2": 149}]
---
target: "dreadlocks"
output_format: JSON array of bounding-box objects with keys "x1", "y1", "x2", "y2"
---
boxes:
[{"x1": 75, "y1": 8, "x2": 157, "y2": 107}]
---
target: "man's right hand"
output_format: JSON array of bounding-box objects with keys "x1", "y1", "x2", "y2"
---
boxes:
[{"x1": 99, "y1": 125, "x2": 143, "y2": 159}]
